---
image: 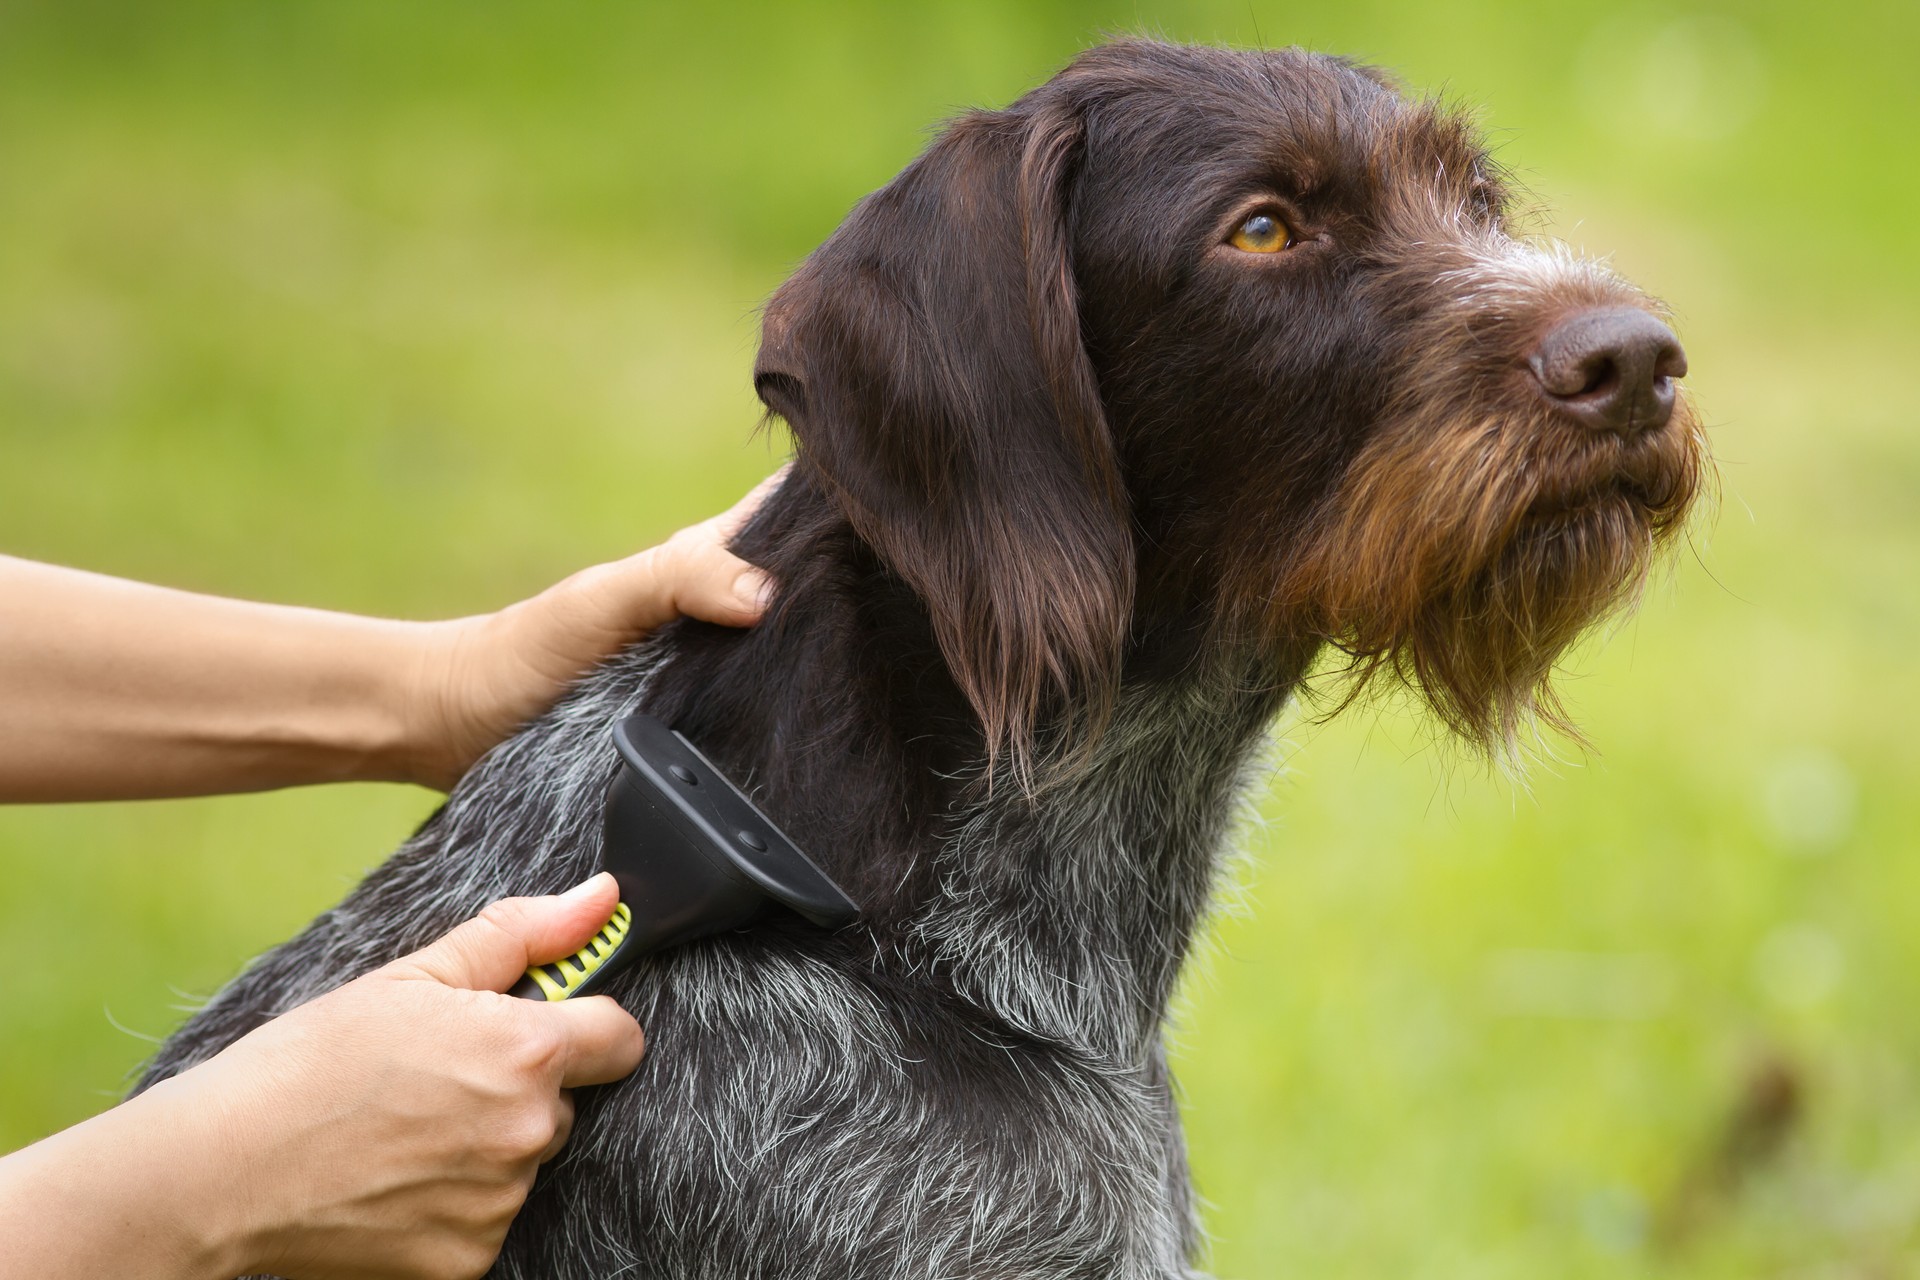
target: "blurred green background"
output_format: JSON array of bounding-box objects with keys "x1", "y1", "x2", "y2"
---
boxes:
[{"x1": 2, "y1": 1, "x2": 1915, "y2": 1274}]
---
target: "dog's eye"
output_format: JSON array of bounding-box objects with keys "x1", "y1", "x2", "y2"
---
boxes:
[{"x1": 1228, "y1": 211, "x2": 1293, "y2": 254}]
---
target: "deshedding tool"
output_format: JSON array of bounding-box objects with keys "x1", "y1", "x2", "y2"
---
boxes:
[{"x1": 510, "y1": 714, "x2": 859, "y2": 1001}]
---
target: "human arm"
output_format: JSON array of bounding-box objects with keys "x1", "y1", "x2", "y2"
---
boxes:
[
  {"x1": 0, "y1": 874, "x2": 644, "y2": 1280},
  {"x1": 0, "y1": 469, "x2": 782, "y2": 801}
]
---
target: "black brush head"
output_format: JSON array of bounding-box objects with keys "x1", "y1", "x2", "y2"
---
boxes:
[{"x1": 511, "y1": 714, "x2": 859, "y2": 1000}]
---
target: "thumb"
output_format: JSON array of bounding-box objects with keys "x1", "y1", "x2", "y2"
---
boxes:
[{"x1": 393, "y1": 873, "x2": 622, "y2": 993}]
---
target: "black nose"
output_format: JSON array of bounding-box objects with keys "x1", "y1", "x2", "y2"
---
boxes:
[{"x1": 1528, "y1": 307, "x2": 1687, "y2": 434}]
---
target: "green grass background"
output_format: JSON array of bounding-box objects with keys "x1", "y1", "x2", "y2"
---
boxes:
[{"x1": 2, "y1": 2, "x2": 1916, "y2": 1274}]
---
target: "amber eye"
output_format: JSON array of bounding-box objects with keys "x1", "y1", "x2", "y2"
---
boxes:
[{"x1": 1228, "y1": 211, "x2": 1293, "y2": 254}]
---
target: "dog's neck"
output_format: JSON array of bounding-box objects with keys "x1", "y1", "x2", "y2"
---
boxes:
[
  {"x1": 902, "y1": 662, "x2": 1294, "y2": 1059},
  {"x1": 637, "y1": 476, "x2": 1308, "y2": 1060}
]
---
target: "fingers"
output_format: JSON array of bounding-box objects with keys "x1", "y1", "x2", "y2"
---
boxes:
[
  {"x1": 539, "y1": 1092, "x2": 576, "y2": 1164},
  {"x1": 663, "y1": 466, "x2": 790, "y2": 628},
  {"x1": 555, "y1": 466, "x2": 788, "y2": 638},
  {"x1": 668, "y1": 543, "x2": 773, "y2": 629},
  {"x1": 387, "y1": 876, "x2": 645, "y2": 1086},
  {"x1": 395, "y1": 874, "x2": 622, "y2": 993},
  {"x1": 541, "y1": 994, "x2": 648, "y2": 1089}
]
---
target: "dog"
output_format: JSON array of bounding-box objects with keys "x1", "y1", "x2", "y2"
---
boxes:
[{"x1": 140, "y1": 39, "x2": 1707, "y2": 1278}]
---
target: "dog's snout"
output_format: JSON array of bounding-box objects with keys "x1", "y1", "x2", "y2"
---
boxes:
[{"x1": 1528, "y1": 307, "x2": 1687, "y2": 435}]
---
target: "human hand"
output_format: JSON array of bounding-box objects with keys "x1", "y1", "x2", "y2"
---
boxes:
[
  {"x1": 401, "y1": 468, "x2": 786, "y2": 789},
  {"x1": 146, "y1": 874, "x2": 644, "y2": 1280}
]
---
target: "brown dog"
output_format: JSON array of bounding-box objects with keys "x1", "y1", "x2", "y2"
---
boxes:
[{"x1": 144, "y1": 40, "x2": 1707, "y2": 1279}]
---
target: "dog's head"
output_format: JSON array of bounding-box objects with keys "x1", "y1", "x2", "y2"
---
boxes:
[{"x1": 755, "y1": 40, "x2": 1708, "y2": 763}]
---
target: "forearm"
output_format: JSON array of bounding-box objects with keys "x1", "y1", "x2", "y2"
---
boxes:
[
  {"x1": 0, "y1": 1078, "x2": 248, "y2": 1280},
  {"x1": 0, "y1": 556, "x2": 422, "y2": 801},
  {"x1": 0, "y1": 474, "x2": 779, "y2": 800}
]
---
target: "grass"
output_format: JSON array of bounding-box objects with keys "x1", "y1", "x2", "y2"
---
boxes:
[{"x1": 3, "y1": 2, "x2": 1917, "y2": 1274}]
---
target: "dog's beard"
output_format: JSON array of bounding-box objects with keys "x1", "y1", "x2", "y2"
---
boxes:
[{"x1": 1267, "y1": 388, "x2": 1709, "y2": 756}]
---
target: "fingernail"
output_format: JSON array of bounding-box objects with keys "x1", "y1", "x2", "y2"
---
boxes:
[
  {"x1": 562, "y1": 872, "x2": 614, "y2": 901},
  {"x1": 734, "y1": 569, "x2": 775, "y2": 613}
]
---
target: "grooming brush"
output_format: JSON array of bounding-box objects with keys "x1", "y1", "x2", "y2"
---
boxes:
[{"x1": 510, "y1": 714, "x2": 859, "y2": 1001}]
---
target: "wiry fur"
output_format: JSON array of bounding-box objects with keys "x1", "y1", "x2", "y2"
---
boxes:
[
  {"x1": 138, "y1": 40, "x2": 1708, "y2": 1278},
  {"x1": 1269, "y1": 221, "x2": 1706, "y2": 750}
]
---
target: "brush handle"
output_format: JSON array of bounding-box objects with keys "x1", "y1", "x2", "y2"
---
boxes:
[{"x1": 510, "y1": 901, "x2": 635, "y2": 1001}]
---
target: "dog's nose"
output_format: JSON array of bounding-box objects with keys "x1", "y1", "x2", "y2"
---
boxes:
[{"x1": 1528, "y1": 307, "x2": 1687, "y2": 434}]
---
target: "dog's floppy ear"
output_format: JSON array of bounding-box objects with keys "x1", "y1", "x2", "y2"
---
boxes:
[{"x1": 755, "y1": 98, "x2": 1133, "y2": 772}]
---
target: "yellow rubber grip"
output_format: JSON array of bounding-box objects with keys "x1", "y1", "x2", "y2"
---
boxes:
[{"x1": 521, "y1": 901, "x2": 633, "y2": 1001}]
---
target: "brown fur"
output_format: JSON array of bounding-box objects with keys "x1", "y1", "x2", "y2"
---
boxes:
[{"x1": 1273, "y1": 215, "x2": 1709, "y2": 748}]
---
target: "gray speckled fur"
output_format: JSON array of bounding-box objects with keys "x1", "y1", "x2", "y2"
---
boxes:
[{"x1": 140, "y1": 640, "x2": 1289, "y2": 1279}]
